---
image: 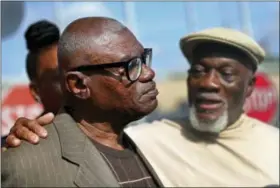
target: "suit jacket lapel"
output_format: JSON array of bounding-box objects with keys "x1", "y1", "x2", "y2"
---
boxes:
[{"x1": 53, "y1": 111, "x2": 120, "y2": 187}]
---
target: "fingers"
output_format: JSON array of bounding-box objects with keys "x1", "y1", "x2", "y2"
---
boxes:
[
  {"x1": 32, "y1": 113, "x2": 54, "y2": 137},
  {"x1": 11, "y1": 117, "x2": 46, "y2": 140},
  {"x1": 36, "y1": 112, "x2": 54, "y2": 125},
  {"x1": 32, "y1": 112, "x2": 54, "y2": 138},
  {"x1": 5, "y1": 134, "x2": 22, "y2": 147},
  {"x1": 4, "y1": 113, "x2": 54, "y2": 148},
  {"x1": 14, "y1": 126, "x2": 39, "y2": 144},
  {"x1": 26, "y1": 119, "x2": 48, "y2": 138}
]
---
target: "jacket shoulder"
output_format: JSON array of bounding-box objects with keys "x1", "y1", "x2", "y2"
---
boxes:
[
  {"x1": 1, "y1": 123, "x2": 63, "y2": 187},
  {"x1": 3, "y1": 123, "x2": 59, "y2": 156}
]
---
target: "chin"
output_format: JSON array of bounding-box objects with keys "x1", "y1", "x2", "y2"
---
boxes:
[
  {"x1": 133, "y1": 99, "x2": 158, "y2": 118},
  {"x1": 189, "y1": 105, "x2": 228, "y2": 134}
]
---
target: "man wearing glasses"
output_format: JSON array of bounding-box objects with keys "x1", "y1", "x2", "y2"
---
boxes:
[
  {"x1": 3, "y1": 20, "x2": 279, "y2": 187},
  {"x1": 2, "y1": 17, "x2": 163, "y2": 187}
]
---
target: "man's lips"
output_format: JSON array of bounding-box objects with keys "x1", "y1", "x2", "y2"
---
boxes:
[
  {"x1": 195, "y1": 94, "x2": 225, "y2": 111},
  {"x1": 196, "y1": 102, "x2": 224, "y2": 111},
  {"x1": 144, "y1": 88, "x2": 159, "y2": 97},
  {"x1": 143, "y1": 87, "x2": 159, "y2": 98},
  {"x1": 142, "y1": 82, "x2": 156, "y2": 94},
  {"x1": 141, "y1": 82, "x2": 159, "y2": 98}
]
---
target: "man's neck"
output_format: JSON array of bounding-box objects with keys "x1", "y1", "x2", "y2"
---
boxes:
[
  {"x1": 78, "y1": 120, "x2": 126, "y2": 151},
  {"x1": 66, "y1": 106, "x2": 128, "y2": 151}
]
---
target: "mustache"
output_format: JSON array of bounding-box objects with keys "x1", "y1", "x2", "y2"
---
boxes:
[{"x1": 195, "y1": 93, "x2": 226, "y2": 103}]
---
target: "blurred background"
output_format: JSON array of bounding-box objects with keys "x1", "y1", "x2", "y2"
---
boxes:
[{"x1": 1, "y1": 1, "x2": 279, "y2": 136}]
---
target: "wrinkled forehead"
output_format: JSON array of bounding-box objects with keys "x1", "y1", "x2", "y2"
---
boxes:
[
  {"x1": 89, "y1": 33, "x2": 144, "y2": 64},
  {"x1": 61, "y1": 29, "x2": 144, "y2": 69}
]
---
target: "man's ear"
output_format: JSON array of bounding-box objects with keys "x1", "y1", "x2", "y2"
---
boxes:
[
  {"x1": 29, "y1": 82, "x2": 41, "y2": 103},
  {"x1": 246, "y1": 75, "x2": 256, "y2": 98},
  {"x1": 65, "y1": 72, "x2": 91, "y2": 99}
]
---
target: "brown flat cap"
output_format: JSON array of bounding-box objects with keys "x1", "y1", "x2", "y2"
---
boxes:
[{"x1": 180, "y1": 27, "x2": 266, "y2": 67}]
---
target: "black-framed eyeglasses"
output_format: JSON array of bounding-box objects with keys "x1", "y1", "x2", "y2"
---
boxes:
[{"x1": 69, "y1": 48, "x2": 152, "y2": 82}]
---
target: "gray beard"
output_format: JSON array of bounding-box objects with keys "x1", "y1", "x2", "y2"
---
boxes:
[{"x1": 189, "y1": 104, "x2": 228, "y2": 134}]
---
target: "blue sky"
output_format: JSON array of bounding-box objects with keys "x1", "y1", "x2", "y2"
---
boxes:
[{"x1": 2, "y1": 2, "x2": 279, "y2": 82}]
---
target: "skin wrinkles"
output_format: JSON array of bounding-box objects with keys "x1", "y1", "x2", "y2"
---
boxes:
[
  {"x1": 3, "y1": 17, "x2": 158, "y2": 150},
  {"x1": 187, "y1": 43, "x2": 255, "y2": 133},
  {"x1": 59, "y1": 29, "x2": 142, "y2": 70},
  {"x1": 57, "y1": 17, "x2": 158, "y2": 148}
]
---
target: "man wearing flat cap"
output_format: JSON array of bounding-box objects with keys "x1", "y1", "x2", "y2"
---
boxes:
[
  {"x1": 125, "y1": 27, "x2": 279, "y2": 187},
  {"x1": 4, "y1": 27, "x2": 279, "y2": 187}
]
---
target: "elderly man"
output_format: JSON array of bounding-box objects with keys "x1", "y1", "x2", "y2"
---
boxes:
[
  {"x1": 125, "y1": 28, "x2": 279, "y2": 186},
  {"x1": 4, "y1": 27, "x2": 279, "y2": 187},
  {"x1": 2, "y1": 17, "x2": 162, "y2": 187}
]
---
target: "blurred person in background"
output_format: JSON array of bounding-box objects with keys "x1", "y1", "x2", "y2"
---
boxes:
[
  {"x1": 3, "y1": 25, "x2": 279, "y2": 186},
  {"x1": 25, "y1": 20, "x2": 62, "y2": 115},
  {"x1": 1, "y1": 20, "x2": 62, "y2": 147}
]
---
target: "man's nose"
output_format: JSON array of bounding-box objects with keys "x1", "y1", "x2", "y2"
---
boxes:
[
  {"x1": 198, "y1": 70, "x2": 220, "y2": 92},
  {"x1": 138, "y1": 64, "x2": 155, "y2": 83}
]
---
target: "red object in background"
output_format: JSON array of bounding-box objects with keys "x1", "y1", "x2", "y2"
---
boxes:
[
  {"x1": 244, "y1": 72, "x2": 278, "y2": 124},
  {"x1": 1, "y1": 85, "x2": 43, "y2": 136}
]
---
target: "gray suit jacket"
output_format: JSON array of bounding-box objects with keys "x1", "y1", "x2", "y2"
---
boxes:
[{"x1": 2, "y1": 111, "x2": 161, "y2": 187}]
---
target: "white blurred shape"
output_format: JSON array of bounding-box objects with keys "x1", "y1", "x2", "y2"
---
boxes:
[
  {"x1": 54, "y1": 2, "x2": 114, "y2": 31},
  {"x1": 123, "y1": 2, "x2": 138, "y2": 38}
]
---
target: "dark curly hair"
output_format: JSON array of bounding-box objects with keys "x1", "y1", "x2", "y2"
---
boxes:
[{"x1": 25, "y1": 20, "x2": 60, "y2": 81}]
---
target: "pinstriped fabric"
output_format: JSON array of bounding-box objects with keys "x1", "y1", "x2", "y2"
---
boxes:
[
  {"x1": 2, "y1": 123, "x2": 77, "y2": 187},
  {"x1": 1, "y1": 111, "x2": 120, "y2": 187}
]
